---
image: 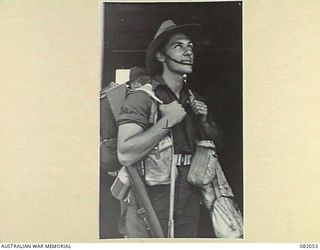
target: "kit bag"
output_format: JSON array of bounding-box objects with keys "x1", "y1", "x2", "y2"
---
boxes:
[
  {"x1": 211, "y1": 195, "x2": 243, "y2": 238},
  {"x1": 211, "y1": 162, "x2": 243, "y2": 238},
  {"x1": 200, "y1": 158, "x2": 243, "y2": 238},
  {"x1": 100, "y1": 84, "x2": 127, "y2": 172}
]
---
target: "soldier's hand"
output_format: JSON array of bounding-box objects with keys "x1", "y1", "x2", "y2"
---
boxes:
[{"x1": 159, "y1": 101, "x2": 186, "y2": 127}]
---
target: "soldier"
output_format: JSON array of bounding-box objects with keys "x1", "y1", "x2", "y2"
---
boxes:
[{"x1": 117, "y1": 20, "x2": 223, "y2": 238}]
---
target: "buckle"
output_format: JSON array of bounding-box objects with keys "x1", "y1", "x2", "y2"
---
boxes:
[
  {"x1": 181, "y1": 155, "x2": 185, "y2": 163},
  {"x1": 174, "y1": 154, "x2": 192, "y2": 166}
]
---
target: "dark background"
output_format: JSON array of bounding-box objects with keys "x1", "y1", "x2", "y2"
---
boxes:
[{"x1": 100, "y1": 1, "x2": 242, "y2": 238}]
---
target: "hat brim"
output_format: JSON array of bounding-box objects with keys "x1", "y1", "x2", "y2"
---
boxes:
[{"x1": 145, "y1": 23, "x2": 201, "y2": 76}]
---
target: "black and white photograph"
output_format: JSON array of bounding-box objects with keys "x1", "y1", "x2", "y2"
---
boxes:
[
  {"x1": 100, "y1": 1, "x2": 243, "y2": 239},
  {"x1": 2, "y1": 0, "x2": 320, "y2": 246}
]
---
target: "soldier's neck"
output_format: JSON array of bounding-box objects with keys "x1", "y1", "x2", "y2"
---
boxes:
[{"x1": 162, "y1": 71, "x2": 183, "y2": 98}]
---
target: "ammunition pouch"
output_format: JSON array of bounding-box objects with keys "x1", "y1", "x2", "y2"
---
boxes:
[{"x1": 143, "y1": 135, "x2": 178, "y2": 186}]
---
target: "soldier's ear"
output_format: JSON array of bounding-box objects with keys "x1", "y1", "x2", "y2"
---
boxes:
[{"x1": 155, "y1": 51, "x2": 165, "y2": 63}]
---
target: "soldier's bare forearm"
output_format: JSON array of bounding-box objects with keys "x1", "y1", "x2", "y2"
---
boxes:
[{"x1": 117, "y1": 116, "x2": 173, "y2": 166}]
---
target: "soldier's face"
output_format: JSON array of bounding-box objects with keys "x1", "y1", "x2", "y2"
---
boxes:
[{"x1": 161, "y1": 33, "x2": 194, "y2": 75}]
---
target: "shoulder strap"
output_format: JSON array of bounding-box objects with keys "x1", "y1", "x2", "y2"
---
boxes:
[
  {"x1": 135, "y1": 84, "x2": 163, "y2": 105},
  {"x1": 135, "y1": 83, "x2": 163, "y2": 124}
]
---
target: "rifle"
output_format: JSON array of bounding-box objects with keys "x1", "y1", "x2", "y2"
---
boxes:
[{"x1": 126, "y1": 165, "x2": 164, "y2": 238}]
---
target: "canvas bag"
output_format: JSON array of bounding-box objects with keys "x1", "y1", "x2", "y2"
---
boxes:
[
  {"x1": 187, "y1": 140, "x2": 217, "y2": 186},
  {"x1": 199, "y1": 146, "x2": 243, "y2": 238},
  {"x1": 211, "y1": 163, "x2": 243, "y2": 238},
  {"x1": 100, "y1": 84, "x2": 127, "y2": 172}
]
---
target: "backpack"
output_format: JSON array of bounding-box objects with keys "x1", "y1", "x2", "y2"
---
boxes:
[
  {"x1": 100, "y1": 83, "x2": 127, "y2": 173},
  {"x1": 100, "y1": 82, "x2": 162, "y2": 173}
]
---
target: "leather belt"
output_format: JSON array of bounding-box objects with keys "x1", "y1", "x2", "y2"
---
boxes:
[{"x1": 174, "y1": 154, "x2": 192, "y2": 166}]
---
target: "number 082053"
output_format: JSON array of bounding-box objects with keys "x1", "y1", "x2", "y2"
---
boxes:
[{"x1": 300, "y1": 244, "x2": 318, "y2": 248}]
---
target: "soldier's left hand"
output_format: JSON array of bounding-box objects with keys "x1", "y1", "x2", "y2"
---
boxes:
[{"x1": 189, "y1": 90, "x2": 208, "y2": 123}]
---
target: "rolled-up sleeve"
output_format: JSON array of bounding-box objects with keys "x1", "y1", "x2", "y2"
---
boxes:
[{"x1": 118, "y1": 91, "x2": 152, "y2": 130}]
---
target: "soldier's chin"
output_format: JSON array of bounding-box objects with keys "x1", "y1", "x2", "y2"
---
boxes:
[{"x1": 182, "y1": 65, "x2": 193, "y2": 74}]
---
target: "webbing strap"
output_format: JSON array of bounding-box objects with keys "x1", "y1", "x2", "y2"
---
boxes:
[
  {"x1": 135, "y1": 83, "x2": 164, "y2": 105},
  {"x1": 135, "y1": 83, "x2": 163, "y2": 124}
]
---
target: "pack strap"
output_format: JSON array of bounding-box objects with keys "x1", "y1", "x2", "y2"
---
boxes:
[
  {"x1": 135, "y1": 83, "x2": 163, "y2": 125},
  {"x1": 135, "y1": 84, "x2": 164, "y2": 105}
]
